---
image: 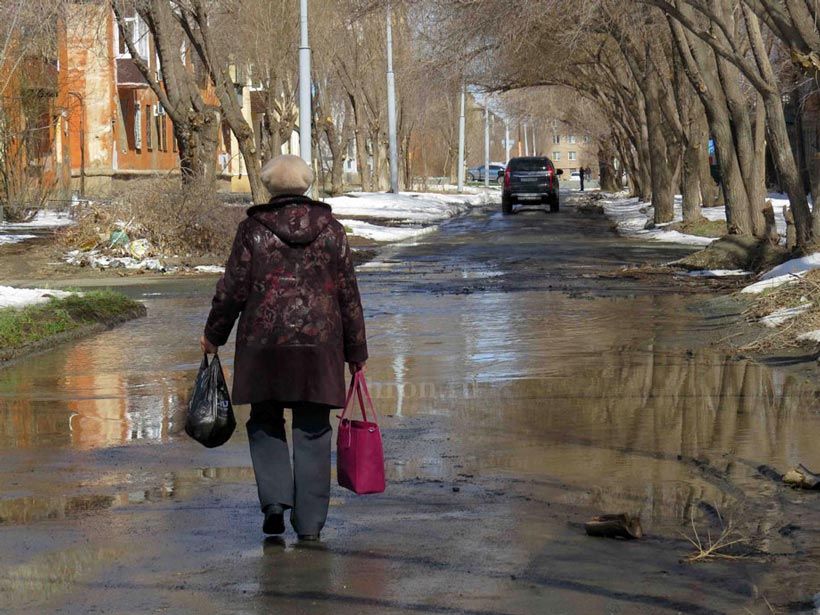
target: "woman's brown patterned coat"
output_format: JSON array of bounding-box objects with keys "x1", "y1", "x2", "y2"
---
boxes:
[{"x1": 204, "y1": 195, "x2": 368, "y2": 407}]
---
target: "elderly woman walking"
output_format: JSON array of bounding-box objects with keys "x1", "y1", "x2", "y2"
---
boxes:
[{"x1": 200, "y1": 155, "x2": 368, "y2": 542}]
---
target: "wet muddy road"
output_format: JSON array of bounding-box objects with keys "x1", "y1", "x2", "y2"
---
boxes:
[{"x1": 2, "y1": 196, "x2": 820, "y2": 614}]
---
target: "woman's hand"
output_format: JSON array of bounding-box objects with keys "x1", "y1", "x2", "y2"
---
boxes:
[
  {"x1": 348, "y1": 361, "x2": 366, "y2": 375},
  {"x1": 201, "y1": 335, "x2": 218, "y2": 355}
]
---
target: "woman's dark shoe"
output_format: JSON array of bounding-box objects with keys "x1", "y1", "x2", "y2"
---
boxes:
[{"x1": 263, "y1": 506, "x2": 285, "y2": 535}]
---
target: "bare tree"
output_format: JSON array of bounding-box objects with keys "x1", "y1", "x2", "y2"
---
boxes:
[
  {"x1": 170, "y1": 0, "x2": 266, "y2": 201},
  {"x1": 111, "y1": 0, "x2": 220, "y2": 186}
]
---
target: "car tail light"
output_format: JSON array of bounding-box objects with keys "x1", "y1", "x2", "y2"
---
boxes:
[
  {"x1": 504, "y1": 166, "x2": 511, "y2": 188},
  {"x1": 546, "y1": 168, "x2": 553, "y2": 189}
]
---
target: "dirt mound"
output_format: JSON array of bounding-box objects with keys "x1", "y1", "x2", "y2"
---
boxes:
[{"x1": 674, "y1": 235, "x2": 788, "y2": 273}]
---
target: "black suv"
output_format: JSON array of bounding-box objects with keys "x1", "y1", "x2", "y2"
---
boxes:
[{"x1": 501, "y1": 156, "x2": 563, "y2": 214}]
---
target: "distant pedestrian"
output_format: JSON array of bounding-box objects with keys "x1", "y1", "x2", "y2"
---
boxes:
[
  {"x1": 579, "y1": 166, "x2": 585, "y2": 191},
  {"x1": 201, "y1": 154, "x2": 368, "y2": 543},
  {"x1": 585, "y1": 166, "x2": 592, "y2": 182}
]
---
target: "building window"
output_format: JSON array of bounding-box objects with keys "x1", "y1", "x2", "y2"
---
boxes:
[
  {"x1": 117, "y1": 14, "x2": 149, "y2": 60},
  {"x1": 569, "y1": 151, "x2": 577, "y2": 160},
  {"x1": 146, "y1": 104, "x2": 153, "y2": 150},
  {"x1": 134, "y1": 104, "x2": 142, "y2": 150},
  {"x1": 552, "y1": 134, "x2": 560, "y2": 144},
  {"x1": 552, "y1": 151, "x2": 561, "y2": 161},
  {"x1": 584, "y1": 135, "x2": 591, "y2": 143},
  {"x1": 155, "y1": 104, "x2": 168, "y2": 152},
  {"x1": 568, "y1": 135, "x2": 577, "y2": 144}
]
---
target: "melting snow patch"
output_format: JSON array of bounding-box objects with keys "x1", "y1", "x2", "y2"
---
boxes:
[
  {"x1": 798, "y1": 330, "x2": 820, "y2": 343},
  {"x1": 326, "y1": 192, "x2": 474, "y2": 223},
  {"x1": 760, "y1": 304, "x2": 811, "y2": 328},
  {"x1": 339, "y1": 219, "x2": 437, "y2": 242},
  {"x1": 195, "y1": 265, "x2": 225, "y2": 274},
  {"x1": 761, "y1": 253, "x2": 820, "y2": 280},
  {"x1": 4, "y1": 210, "x2": 74, "y2": 228},
  {"x1": 0, "y1": 234, "x2": 35, "y2": 245},
  {"x1": 741, "y1": 273, "x2": 805, "y2": 294},
  {"x1": 0, "y1": 286, "x2": 74, "y2": 309},
  {"x1": 678, "y1": 269, "x2": 753, "y2": 277}
]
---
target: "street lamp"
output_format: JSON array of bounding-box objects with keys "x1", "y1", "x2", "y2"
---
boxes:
[
  {"x1": 386, "y1": 1, "x2": 399, "y2": 194},
  {"x1": 298, "y1": 0, "x2": 312, "y2": 170},
  {"x1": 457, "y1": 80, "x2": 465, "y2": 193}
]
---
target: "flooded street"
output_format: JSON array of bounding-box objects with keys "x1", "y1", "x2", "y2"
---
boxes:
[{"x1": 2, "y1": 197, "x2": 820, "y2": 614}]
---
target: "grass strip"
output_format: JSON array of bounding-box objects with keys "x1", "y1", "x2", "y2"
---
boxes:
[{"x1": 0, "y1": 291, "x2": 146, "y2": 351}]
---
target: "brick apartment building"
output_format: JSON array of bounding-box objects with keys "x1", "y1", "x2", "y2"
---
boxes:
[{"x1": 1, "y1": 4, "x2": 291, "y2": 203}]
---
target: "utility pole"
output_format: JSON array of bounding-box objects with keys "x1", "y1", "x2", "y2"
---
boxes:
[
  {"x1": 386, "y1": 2, "x2": 399, "y2": 194},
  {"x1": 505, "y1": 121, "x2": 511, "y2": 162},
  {"x1": 457, "y1": 80, "x2": 465, "y2": 193},
  {"x1": 523, "y1": 122, "x2": 529, "y2": 156},
  {"x1": 484, "y1": 106, "x2": 490, "y2": 188},
  {"x1": 532, "y1": 125, "x2": 537, "y2": 156},
  {"x1": 299, "y1": 0, "x2": 311, "y2": 169}
]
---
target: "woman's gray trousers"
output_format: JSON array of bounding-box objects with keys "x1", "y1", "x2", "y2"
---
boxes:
[{"x1": 247, "y1": 401, "x2": 332, "y2": 536}]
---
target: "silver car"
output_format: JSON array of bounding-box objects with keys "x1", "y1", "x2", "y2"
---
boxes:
[{"x1": 467, "y1": 163, "x2": 506, "y2": 183}]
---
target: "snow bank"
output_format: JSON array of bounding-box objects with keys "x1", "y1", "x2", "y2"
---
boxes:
[
  {"x1": 0, "y1": 286, "x2": 73, "y2": 309},
  {"x1": 601, "y1": 196, "x2": 713, "y2": 246},
  {"x1": 325, "y1": 192, "x2": 477, "y2": 224},
  {"x1": 600, "y1": 193, "x2": 789, "y2": 247},
  {"x1": 0, "y1": 210, "x2": 74, "y2": 229},
  {"x1": 761, "y1": 253, "x2": 820, "y2": 280},
  {"x1": 740, "y1": 253, "x2": 820, "y2": 294},
  {"x1": 325, "y1": 190, "x2": 486, "y2": 242}
]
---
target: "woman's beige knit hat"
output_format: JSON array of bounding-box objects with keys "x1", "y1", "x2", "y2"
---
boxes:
[{"x1": 260, "y1": 154, "x2": 314, "y2": 195}]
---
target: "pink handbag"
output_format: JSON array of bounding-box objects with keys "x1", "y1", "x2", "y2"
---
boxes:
[{"x1": 337, "y1": 371, "x2": 386, "y2": 495}]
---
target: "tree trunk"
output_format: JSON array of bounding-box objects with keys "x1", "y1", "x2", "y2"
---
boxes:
[
  {"x1": 598, "y1": 143, "x2": 619, "y2": 191},
  {"x1": 645, "y1": 71, "x2": 675, "y2": 222},
  {"x1": 763, "y1": 90, "x2": 812, "y2": 248},
  {"x1": 669, "y1": 14, "x2": 753, "y2": 234},
  {"x1": 176, "y1": 107, "x2": 219, "y2": 185},
  {"x1": 694, "y1": 110, "x2": 720, "y2": 207},
  {"x1": 741, "y1": 4, "x2": 813, "y2": 247},
  {"x1": 681, "y1": 133, "x2": 702, "y2": 223}
]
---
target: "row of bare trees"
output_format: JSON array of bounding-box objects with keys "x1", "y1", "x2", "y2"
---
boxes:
[
  {"x1": 110, "y1": 0, "x2": 473, "y2": 200},
  {"x1": 425, "y1": 0, "x2": 820, "y2": 250}
]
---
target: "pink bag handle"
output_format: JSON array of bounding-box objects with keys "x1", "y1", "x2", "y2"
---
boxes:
[{"x1": 339, "y1": 371, "x2": 377, "y2": 423}]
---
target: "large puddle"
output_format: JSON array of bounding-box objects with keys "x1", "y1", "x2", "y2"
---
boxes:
[{"x1": 1, "y1": 204, "x2": 819, "y2": 611}]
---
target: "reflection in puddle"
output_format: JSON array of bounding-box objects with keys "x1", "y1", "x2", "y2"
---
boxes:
[
  {"x1": 0, "y1": 545, "x2": 124, "y2": 608},
  {"x1": 0, "y1": 466, "x2": 257, "y2": 526}
]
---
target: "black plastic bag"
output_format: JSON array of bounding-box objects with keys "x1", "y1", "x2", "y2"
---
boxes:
[{"x1": 185, "y1": 353, "x2": 236, "y2": 448}]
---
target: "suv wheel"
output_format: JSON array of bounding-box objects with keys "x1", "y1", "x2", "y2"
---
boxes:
[
  {"x1": 549, "y1": 195, "x2": 559, "y2": 213},
  {"x1": 502, "y1": 195, "x2": 513, "y2": 215}
]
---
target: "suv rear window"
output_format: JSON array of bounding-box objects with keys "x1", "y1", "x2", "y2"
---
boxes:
[{"x1": 510, "y1": 158, "x2": 552, "y2": 172}]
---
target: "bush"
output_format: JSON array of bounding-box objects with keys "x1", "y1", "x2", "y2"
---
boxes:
[{"x1": 59, "y1": 179, "x2": 244, "y2": 258}]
